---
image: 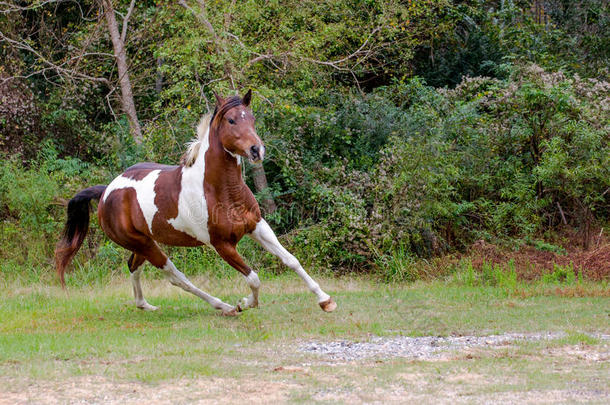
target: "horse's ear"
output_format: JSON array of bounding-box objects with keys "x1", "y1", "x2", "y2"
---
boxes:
[
  {"x1": 242, "y1": 89, "x2": 252, "y2": 107},
  {"x1": 213, "y1": 91, "x2": 224, "y2": 106}
]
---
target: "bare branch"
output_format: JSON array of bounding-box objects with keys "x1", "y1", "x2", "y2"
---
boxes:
[
  {"x1": 105, "y1": 86, "x2": 122, "y2": 127},
  {"x1": 120, "y1": 0, "x2": 137, "y2": 43},
  {"x1": 305, "y1": 26, "x2": 382, "y2": 68},
  {"x1": 350, "y1": 69, "x2": 364, "y2": 96},
  {"x1": 253, "y1": 89, "x2": 273, "y2": 107},
  {"x1": 178, "y1": 0, "x2": 218, "y2": 40},
  {"x1": 0, "y1": 0, "x2": 96, "y2": 21},
  {"x1": 225, "y1": 26, "x2": 383, "y2": 91},
  {"x1": 557, "y1": 201, "x2": 568, "y2": 225},
  {"x1": 178, "y1": 0, "x2": 236, "y2": 90},
  {"x1": 102, "y1": 0, "x2": 142, "y2": 142},
  {"x1": 0, "y1": 30, "x2": 111, "y2": 85},
  {"x1": 225, "y1": 32, "x2": 285, "y2": 72},
  {"x1": 0, "y1": 0, "x2": 62, "y2": 13}
]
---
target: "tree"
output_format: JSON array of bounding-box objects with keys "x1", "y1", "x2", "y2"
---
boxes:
[
  {"x1": 100, "y1": 0, "x2": 142, "y2": 144},
  {"x1": 0, "y1": 0, "x2": 144, "y2": 145}
]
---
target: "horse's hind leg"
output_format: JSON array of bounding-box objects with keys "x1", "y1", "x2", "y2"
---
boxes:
[
  {"x1": 140, "y1": 242, "x2": 238, "y2": 316},
  {"x1": 127, "y1": 253, "x2": 158, "y2": 311},
  {"x1": 250, "y1": 219, "x2": 336, "y2": 312}
]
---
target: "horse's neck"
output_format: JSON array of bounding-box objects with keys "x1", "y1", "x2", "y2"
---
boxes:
[{"x1": 190, "y1": 128, "x2": 245, "y2": 201}]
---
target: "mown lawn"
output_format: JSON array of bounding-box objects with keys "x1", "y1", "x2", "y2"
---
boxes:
[{"x1": 0, "y1": 273, "x2": 608, "y2": 403}]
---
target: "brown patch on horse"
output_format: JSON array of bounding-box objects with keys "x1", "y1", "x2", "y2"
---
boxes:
[
  {"x1": 98, "y1": 188, "x2": 151, "y2": 246},
  {"x1": 127, "y1": 252, "x2": 146, "y2": 273},
  {"x1": 127, "y1": 162, "x2": 177, "y2": 171},
  {"x1": 98, "y1": 188, "x2": 169, "y2": 268},
  {"x1": 205, "y1": 116, "x2": 261, "y2": 240},
  {"x1": 203, "y1": 95, "x2": 262, "y2": 275},
  {"x1": 122, "y1": 170, "x2": 150, "y2": 181},
  {"x1": 151, "y1": 168, "x2": 203, "y2": 247}
]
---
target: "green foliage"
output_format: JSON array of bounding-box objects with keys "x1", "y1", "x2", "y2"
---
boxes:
[
  {"x1": 0, "y1": 148, "x2": 107, "y2": 276},
  {"x1": 452, "y1": 259, "x2": 518, "y2": 293},
  {"x1": 374, "y1": 246, "x2": 421, "y2": 283},
  {"x1": 1, "y1": 0, "x2": 608, "y2": 281},
  {"x1": 542, "y1": 263, "x2": 580, "y2": 285},
  {"x1": 527, "y1": 238, "x2": 566, "y2": 255}
]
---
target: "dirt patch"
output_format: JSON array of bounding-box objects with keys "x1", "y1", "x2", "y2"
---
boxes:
[
  {"x1": 299, "y1": 333, "x2": 610, "y2": 362},
  {"x1": 2, "y1": 334, "x2": 608, "y2": 405},
  {"x1": 545, "y1": 345, "x2": 610, "y2": 362},
  {"x1": 3, "y1": 375, "x2": 604, "y2": 405},
  {"x1": 473, "y1": 389, "x2": 609, "y2": 404},
  {"x1": 0, "y1": 376, "x2": 301, "y2": 405},
  {"x1": 310, "y1": 378, "x2": 608, "y2": 405}
]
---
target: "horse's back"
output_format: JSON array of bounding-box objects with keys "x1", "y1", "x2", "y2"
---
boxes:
[{"x1": 125, "y1": 162, "x2": 178, "y2": 176}]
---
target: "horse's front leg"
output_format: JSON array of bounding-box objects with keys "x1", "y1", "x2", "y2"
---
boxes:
[
  {"x1": 249, "y1": 220, "x2": 336, "y2": 312},
  {"x1": 213, "y1": 242, "x2": 260, "y2": 311}
]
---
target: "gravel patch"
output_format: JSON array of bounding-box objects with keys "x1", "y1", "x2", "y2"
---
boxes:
[{"x1": 300, "y1": 332, "x2": 609, "y2": 362}]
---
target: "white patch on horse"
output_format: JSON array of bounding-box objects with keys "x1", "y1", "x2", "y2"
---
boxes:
[
  {"x1": 241, "y1": 271, "x2": 260, "y2": 309},
  {"x1": 167, "y1": 124, "x2": 211, "y2": 244},
  {"x1": 245, "y1": 271, "x2": 261, "y2": 289},
  {"x1": 240, "y1": 111, "x2": 246, "y2": 119},
  {"x1": 103, "y1": 170, "x2": 161, "y2": 233}
]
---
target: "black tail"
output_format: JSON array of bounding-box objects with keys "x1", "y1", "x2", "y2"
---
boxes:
[{"x1": 54, "y1": 185, "x2": 106, "y2": 287}]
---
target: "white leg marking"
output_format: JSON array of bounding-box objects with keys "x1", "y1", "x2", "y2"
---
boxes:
[
  {"x1": 131, "y1": 269, "x2": 158, "y2": 311},
  {"x1": 250, "y1": 220, "x2": 330, "y2": 304},
  {"x1": 239, "y1": 271, "x2": 260, "y2": 310},
  {"x1": 162, "y1": 259, "x2": 235, "y2": 314}
]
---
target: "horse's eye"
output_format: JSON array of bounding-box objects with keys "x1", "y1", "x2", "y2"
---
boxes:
[{"x1": 227, "y1": 118, "x2": 235, "y2": 125}]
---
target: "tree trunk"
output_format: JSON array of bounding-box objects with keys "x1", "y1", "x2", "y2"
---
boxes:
[
  {"x1": 582, "y1": 205, "x2": 592, "y2": 251},
  {"x1": 155, "y1": 57, "x2": 164, "y2": 94},
  {"x1": 251, "y1": 164, "x2": 277, "y2": 214},
  {"x1": 102, "y1": 0, "x2": 142, "y2": 144}
]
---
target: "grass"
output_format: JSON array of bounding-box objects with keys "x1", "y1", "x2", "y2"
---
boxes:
[{"x1": 1, "y1": 270, "x2": 609, "y2": 402}]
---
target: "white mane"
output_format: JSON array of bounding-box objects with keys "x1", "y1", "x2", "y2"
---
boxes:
[{"x1": 181, "y1": 113, "x2": 212, "y2": 167}]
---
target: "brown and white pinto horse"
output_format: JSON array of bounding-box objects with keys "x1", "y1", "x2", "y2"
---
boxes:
[{"x1": 55, "y1": 90, "x2": 336, "y2": 315}]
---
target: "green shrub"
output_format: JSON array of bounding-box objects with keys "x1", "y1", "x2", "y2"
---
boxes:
[
  {"x1": 374, "y1": 245, "x2": 419, "y2": 283},
  {"x1": 542, "y1": 263, "x2": 580, "y2": 285}
]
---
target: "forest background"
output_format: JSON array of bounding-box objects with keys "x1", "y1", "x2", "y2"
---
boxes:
[{"x1": 0, "y1": 0, "x2": 608, "y2": 284}]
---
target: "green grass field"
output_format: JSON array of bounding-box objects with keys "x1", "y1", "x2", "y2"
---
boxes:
[{"x1": 1, "y1": 271, "x2": 609, "y2": 403}]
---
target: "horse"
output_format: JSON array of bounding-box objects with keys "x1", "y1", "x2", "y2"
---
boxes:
[{"x1": 55, "y1": 90, "x2": 336, "y2": 316}]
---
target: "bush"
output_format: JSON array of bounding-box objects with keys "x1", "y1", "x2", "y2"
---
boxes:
[{"x1": 260, "y1": 65, "x2": 608, "y2": 272}]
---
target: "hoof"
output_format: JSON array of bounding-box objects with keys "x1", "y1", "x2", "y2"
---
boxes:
[
  {"x1": 238, "y1": 296, "x2": 259, "y2": 311},
  {"x1": 319, "y1": 298, "x2": 337, "y2": 312},
  {"x1": 137, "y1": 303, "x2": 158, "y2": 311},
  {"x1": 220, "y1": 307, "x2": 240, "y2": 317}
]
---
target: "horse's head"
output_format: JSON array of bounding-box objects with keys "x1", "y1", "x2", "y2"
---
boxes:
[{"x1": 213, "y1": 90, "x2": 264, "y2": 163}]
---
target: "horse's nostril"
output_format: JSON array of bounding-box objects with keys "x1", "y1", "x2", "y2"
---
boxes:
[{"x1": 250, "y1": 145, "x2": 259, "y2": 156}]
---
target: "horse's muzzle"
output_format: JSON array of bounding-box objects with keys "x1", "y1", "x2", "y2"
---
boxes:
[{"x1": 249, "y1": 144, "x2": 265, "y2": 163}]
